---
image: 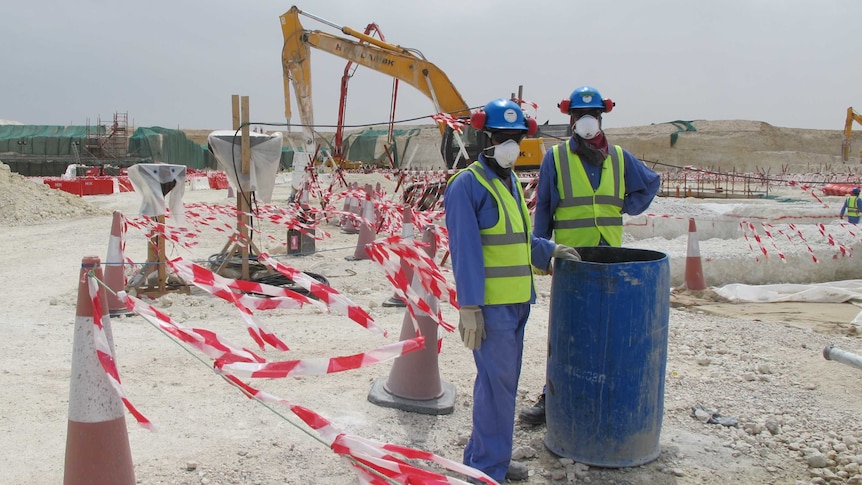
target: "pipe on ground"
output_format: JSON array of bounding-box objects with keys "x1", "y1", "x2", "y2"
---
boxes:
[{"x1": 823, "y1": 345, "x2": 862, "y2": 371}]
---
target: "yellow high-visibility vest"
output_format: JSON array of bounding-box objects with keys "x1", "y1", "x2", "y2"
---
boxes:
[
  {"x1": 848, "y1": 195, "x2": 860, "y2": 217},
  {"x1": 552, "y1": 143, "x2": 626, "y2": 247},
  {"x1": 449, "y1": 162, "x2": 534, "y2": 304}
]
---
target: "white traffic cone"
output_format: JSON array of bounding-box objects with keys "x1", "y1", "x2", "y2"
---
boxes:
[
  {"x1": 684, "y1": 218, "x2": 707, "y2": 290},
  {"x1": 382, "y1": 206, "x2": 415, "y2": 307},
  {"x1": 105, "y1": 211, "x2": 132, "y2": 316},
  {"x1": 368, "y1": 226, "x2": 455, "y2": 414},
  {"x1": 64, "y1": 256, "x2": 135, "y2": 485},
  {"x1": 341, "y1": 182, "x2": 361, "y2": 234},
  {"x1": 345, "y1": 184, "x2": 377, "y2": 261}
]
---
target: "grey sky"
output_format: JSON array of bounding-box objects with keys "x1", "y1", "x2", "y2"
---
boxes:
[{"x1": 2, "y1": 1, "x2": 859, "y2": 132}]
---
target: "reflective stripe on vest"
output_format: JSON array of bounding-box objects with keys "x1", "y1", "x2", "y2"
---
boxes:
[
  {"x1": 849, "y1": 196, "x2": 860, "y2": 217},
  {"x1": 552, "y1": 143, "x2": 625, "y2": 247},
  {"x1": 459, "y1": 162, "x2": 534, "y2": 304}
]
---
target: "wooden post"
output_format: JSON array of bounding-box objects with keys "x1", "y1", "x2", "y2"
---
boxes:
[
  {"x1": 221, "y1": 94, "x2": 255, "y2": 281},
  {"x1": 239, "y1": 96, "x2": 251, "y2": 279},
  {"x1": 135, "y1": 214, "x2": 187, "y2": 298}
]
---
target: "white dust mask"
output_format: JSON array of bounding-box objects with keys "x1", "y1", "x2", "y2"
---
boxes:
[
  {"x1": 574, "y1": 115, "x2": 601, "y2": 139},
  {"x1": 492, "y1": 140, "x2": 520, "y2": 168}
]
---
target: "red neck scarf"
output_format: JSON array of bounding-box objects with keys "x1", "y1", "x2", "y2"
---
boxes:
[{"x1": 583, "y1": 131, "x2": 609, "y2": 157}]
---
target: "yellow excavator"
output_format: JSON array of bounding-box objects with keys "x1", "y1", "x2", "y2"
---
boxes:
[
  {"x1": 843, "y1": 107, "x2": 862, "y2": 162},
  {"x1": 279, "y1": 6, "x2": 552, "y2": 170}
]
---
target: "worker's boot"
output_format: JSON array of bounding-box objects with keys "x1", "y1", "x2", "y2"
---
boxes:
[
  {"x1": 505, "y1": 460, "x2": 529, "y2": 481},
  {"x1": 518, "y1": 393, "x2": 546, "y2": 425}
]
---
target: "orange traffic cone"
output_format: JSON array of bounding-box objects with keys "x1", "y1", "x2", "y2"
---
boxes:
[
  {"x1": 64, "y1": 256, "x2": 135, "y2": 485},
  {"x1": 368, "y1": 226, "x2": 455, "y2": 414},
  {"x1": 382, "y1": 206, "x2": 415, "y2": 307},
  {"x1": 345, "y1": 184, "x2": 376, "y2": 261},
  {"x1": 105, "y1": 211, "x2": 132, "y2": 316},
  {"x1": 683, "y1": 218, "x2": 707, "y2": 290}
]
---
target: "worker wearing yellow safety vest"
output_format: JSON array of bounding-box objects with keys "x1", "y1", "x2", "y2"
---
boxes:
[
  {"x1": 840, "y1": 187, "x2": 862, "y2": 224},
  {"x1": 519, "y1": 86, "x2": 661, "y2": 426},
  {"x1": 444, "y1": 98, "x2": 580, "y2": 483}
]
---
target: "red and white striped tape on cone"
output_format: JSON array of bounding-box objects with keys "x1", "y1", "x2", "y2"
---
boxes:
[
  {"x1": 364, "y1": 235, "x2": 457, "y2": 332},
  {"x1": 105, "y1": 210, "x2": 130, "y2": 315},
  {"x1": 683, "y1": 218, "x2": 707, "y2": 290},
  {"x1": 383, "y1": 207, "x2": 415, "y2": 307},
  {"x1": 341, "y1": 183, "x2": 362, "y2": 234},
  {"x1": 383, "y1": 267, "x2": 445, "y2": 401},
  {"x1": 85, "y1": 275, "x2": 152, "y2": 430},
  {"x1": 65, "y1": 256, "x2": 137, "y2": 485},
  {"x1": 387, "y1": 234, "x2": 457, "y2": 308},
  {"x1": 222, "y1": 376, "x2": 497, "y2": 484}
]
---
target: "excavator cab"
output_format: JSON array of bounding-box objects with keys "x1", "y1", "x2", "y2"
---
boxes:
[{"x1": 440, "y1": 123, "x2": 480, "y2": 170}]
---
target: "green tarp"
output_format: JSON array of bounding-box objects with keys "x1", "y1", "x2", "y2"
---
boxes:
[
  {"x1": 129, "y1": 126, "x2": 207, "y2": 169},
  {"x1": 0, "y1": 125, "x2": 99, "y2": 156},
  {"x1": 0, "y1": 124, "x2": 212, "y2": 171}
]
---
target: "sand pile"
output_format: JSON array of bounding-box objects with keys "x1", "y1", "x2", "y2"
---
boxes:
[{"x1": 0, "y1": 161, "x2": 107, "y2": 226}]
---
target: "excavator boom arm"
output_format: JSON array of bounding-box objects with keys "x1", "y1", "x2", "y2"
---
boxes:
[
  {"x1": 280, "y1": 8, "x2": 317, "y2": 154},
  {"x1": 299, "y1": 31, "x2": 471, "y2": 118},
  {"x1": 280, "y1": 6, "x2": 471, "y2": 146},
  {"x1": 843, "y1": 107, "x2": 862, "y2": 161}
]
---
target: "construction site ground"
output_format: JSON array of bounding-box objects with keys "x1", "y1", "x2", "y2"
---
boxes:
[{"x1": 3, "y1": 117, "x2": 862, "y2": 485}]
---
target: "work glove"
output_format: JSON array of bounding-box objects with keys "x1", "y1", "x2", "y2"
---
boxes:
[
  {"x1": 553, "y1": 244, "x2": 581, "y2": 262},
  {"x1": 458, "y1": 305, "x2": 485, "y2": 350}
]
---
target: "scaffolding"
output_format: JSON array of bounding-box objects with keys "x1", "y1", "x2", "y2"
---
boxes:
[{"x1": 84, "y1": 112, "x2": 130, "y2": 159}]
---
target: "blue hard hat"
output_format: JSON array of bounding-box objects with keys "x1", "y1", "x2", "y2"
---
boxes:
[
  {"x1": 481, "y1": 98, "x2": 528, "y2": 131},
  {"x1": 568, "y1": 86, "x2": 606, "y2": 110},
  {"x1": 853, "y1": 187, "x2": 860, "y2": 195},
  {"x1": 558, "y1": 85, "x2": 615, "y2": 114}
]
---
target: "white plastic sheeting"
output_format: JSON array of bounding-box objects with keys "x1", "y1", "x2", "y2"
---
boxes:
[
  {"x1": 715, "y1": 281, "x2": 862, "y2": 304},
  {"x1": 126, "y1": 163, "x2": 187, "y2": 226},
  {"x1": 207, "y1": 131, "x2": 283, "y2": 203},
  {"x1": 714, "y1": 280, "x2": 862, "y2": 324}
]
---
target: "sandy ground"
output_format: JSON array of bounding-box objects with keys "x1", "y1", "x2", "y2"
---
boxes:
[{"x1": 3, "y1": 170, "x2": 862, "y2": 485}]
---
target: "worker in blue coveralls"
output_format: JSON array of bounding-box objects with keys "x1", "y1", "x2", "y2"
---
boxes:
[
  {"x1": 518, "y1": 85, "x2": 662, "y2": 426},
  {"x1": 840, "y1": 187, "x2": 862, "y2": 224},
  {"x1": 444, "y1": 98, "x2": 581, "y2": 483}
]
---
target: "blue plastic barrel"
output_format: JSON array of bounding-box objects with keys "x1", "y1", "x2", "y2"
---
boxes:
[{"x1": 544, "y1": 246, "x2": 670, "y2": 467}]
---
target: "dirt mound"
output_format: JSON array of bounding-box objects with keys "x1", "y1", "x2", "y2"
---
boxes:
[
  {"x1": 187, "y1": 119, "x2": 859, "y2": 173},
  {"x1": 0, "y1": 162, "x2": 107, "y2": 226},
  {"x1": 608, "y1": 120, "x2": 851, "y2": 174}
]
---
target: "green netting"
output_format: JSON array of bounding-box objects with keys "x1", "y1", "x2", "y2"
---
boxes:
[
  {"x1": 343, "y1": 128, "x2": 420, "y2": 168},
  {"x1": 668, "y1": 120, "x2": 697, "y2": 147},
  {"x1": 129, "y1": 127, "x2": 207, "y2": 169}
]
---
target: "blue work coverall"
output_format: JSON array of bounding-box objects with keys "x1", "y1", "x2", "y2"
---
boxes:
[{"x1": 444, "y1": 154, "x2": 555, "y2": 481}]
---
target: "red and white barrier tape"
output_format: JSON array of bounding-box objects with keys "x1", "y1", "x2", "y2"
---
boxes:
[
  {"x1": 86, "y1": 275, "x2": 153, "y2": 430},
  {"x1": 222, "y1": 376, "x2": 496, "y2": 484},
  {"x1": 168, "y1": 258, "x2": 292, "y2": 351},
  {"x1": 257, "y1": 253, "x2": 384, "y2": 336}
]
